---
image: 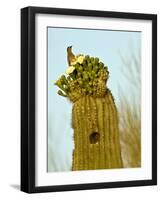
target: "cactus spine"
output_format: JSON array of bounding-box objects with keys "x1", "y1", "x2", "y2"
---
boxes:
[{"x1": 55, "y1": 47, "x2": 123, "y2": 170}]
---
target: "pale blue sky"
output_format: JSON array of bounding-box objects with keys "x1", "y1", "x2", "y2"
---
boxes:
[{"x1": 47, "y1": 27, "x2": 141, "y2": 172}]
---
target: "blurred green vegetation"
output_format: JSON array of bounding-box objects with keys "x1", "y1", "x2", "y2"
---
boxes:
[{"x1": 118, "y1": 46, "x2": 141, "y2": 168}]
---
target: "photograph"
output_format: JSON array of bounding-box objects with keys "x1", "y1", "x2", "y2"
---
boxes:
[{"x1": 48, "y1": 27, "x2": 141, "y2": 172}]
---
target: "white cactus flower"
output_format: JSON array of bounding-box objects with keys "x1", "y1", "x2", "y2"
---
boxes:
[
  {"x1": 66, "y1": 66, "x2": 75, "y2": 74},
  {"x1": 76, "y1": 55, "x2": 85, "y2": 64},
  {"x1": 70, "y1": 55, "x2": 85, "y2": 66},
  {"x1": 70, "y1": 60, "x2": 77, "y2": 66}
]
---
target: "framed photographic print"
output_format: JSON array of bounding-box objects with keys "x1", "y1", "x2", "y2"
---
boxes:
[{"x1": 21, "y1": 6, "x2": 157, "y2": 193}]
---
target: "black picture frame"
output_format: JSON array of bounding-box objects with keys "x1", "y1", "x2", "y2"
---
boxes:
[{"x1": 21, "y1": 6, "x2": 157, "y2": 193}]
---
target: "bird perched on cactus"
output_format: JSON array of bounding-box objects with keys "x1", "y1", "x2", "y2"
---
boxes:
[
  {"x1": 67, "y1": 46, "x2": 76, "y2": 66},
  {"x1": 54, "y1": 47, "x2": 123, "y2": 170}
]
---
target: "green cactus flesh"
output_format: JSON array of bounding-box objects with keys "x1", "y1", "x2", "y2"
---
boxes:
[
  {"x1": 54, "y1": 52, "x2": 123, "y2": 170},
  {"x1": 72, "y1": 91, "x2": 123, "y2": 170}
]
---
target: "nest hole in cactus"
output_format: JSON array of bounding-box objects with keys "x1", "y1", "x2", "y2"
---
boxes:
[{"x1": 89, "y1": 132, "x2": 100, "y2": 144}]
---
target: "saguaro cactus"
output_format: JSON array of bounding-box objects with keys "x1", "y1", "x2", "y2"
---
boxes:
[{"x1": 55, "y1": 47, "x2": 123, "y2": 170}]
